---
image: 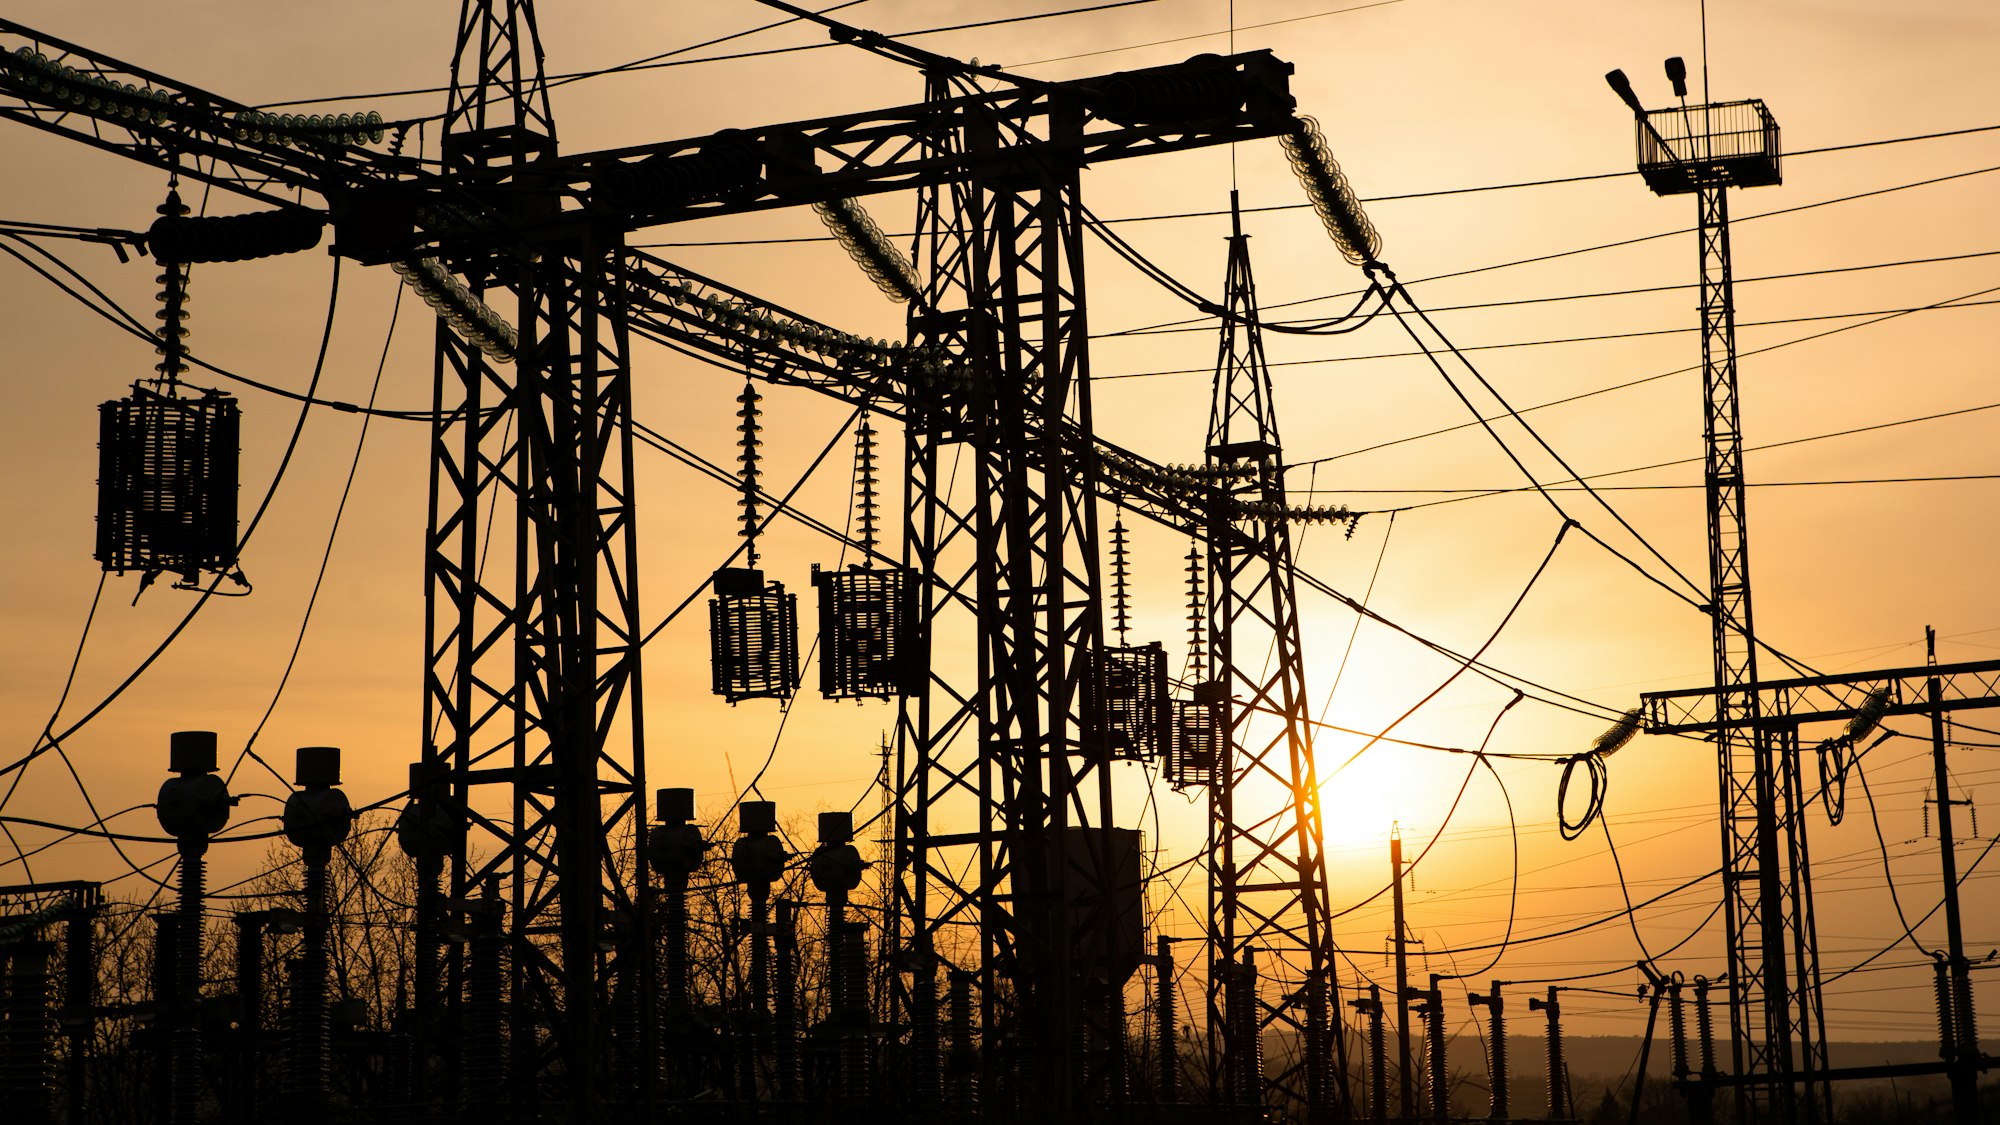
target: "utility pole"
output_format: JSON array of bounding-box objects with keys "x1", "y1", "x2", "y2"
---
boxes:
[
  {"x1": 1642, "y1": 654, "x2": 2000, "y2": 1113},
  {"x1": 1926, "y1": 627, "x2": 1980, "y2": 1123},
  {"x1": 1390, "y1": 827, "x2": 1413, "y2": 1121}
]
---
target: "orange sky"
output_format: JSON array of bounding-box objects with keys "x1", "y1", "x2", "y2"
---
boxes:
[{"x1": 4, "y1": 0, "x2": 2000, "y2": 1054}]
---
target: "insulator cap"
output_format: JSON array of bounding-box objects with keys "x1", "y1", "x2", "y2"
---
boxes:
[
  {"x1": 657, "y1": 786, "x2": 696, "y2": 824},
  {"x1": 740, "y1": 800, "x2": 777, "y2": 836},
  {"x1": 169, "y1": 730, "x2": 218, "y2": 775},
  {"x1": 295, "y1": 745, "x2": 340, "y2": 788},
  {"x1": 818, "y1": 811, "x2": 854, "y2": 845}
]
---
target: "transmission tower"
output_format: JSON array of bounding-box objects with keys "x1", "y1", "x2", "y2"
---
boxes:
[
  {"x1": 1608, "y1": 61, "x2": 1814, "y2": 1121},
  {"x1": 414, "y1": 2, "x2": 654, "y2": 1117},
  {"x1": 0, "y1": 7, "x2": 1308, "y2": 1118},
  {"x1": 1203, "y1": 195, "x2": 1347, "y2": 1123}
]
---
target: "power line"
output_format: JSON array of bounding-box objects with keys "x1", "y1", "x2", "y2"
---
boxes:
[
  {"x1": 1308, "y1": 474, "x2": 2000, "y2": 496},
  {"x1": 1098, "y1": 248, "x2": 2000, "y2": 338},
  {"x1": 256, "y1": 1, "x2": 1163, "y2": 110},
  {"x1": 1097, "y1": 292, "x2": 2000, "y2": 379},
  {"x1": 1288, "y1": 281, "x2": 2000, "y2": 470},
  {"x1": 1364, "y1": 399, "x2": 2000, "y2": 514},
  {"x1": 644, "y1": 126, "x2": 2000, "y2": 250}
]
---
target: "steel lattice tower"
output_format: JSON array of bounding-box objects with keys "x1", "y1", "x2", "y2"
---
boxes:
[
  {"x1": 890, "y1": 70, "x2": 1121, "y2": 1118},
  {"x1": 1203, "y1": 197, "x2": 1346, "y2": 1123},
  {"x1": 419, "y1": 2, "x2": 652, "y2": 1117},
  {"x1": 1612, "y1": 69, "x2": 1821, "y2": 1121}
]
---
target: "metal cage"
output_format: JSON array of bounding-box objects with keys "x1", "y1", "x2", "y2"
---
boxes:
[
  {"x1": 813, "y1": 564, "x2": 918, "y2": 700},
  {"x1": 1168, "y1": 693, "x2": 1225, "y2": 790},
  {"x1": 96, "y1": 384, "x2": 240, "y2": 582},
  {"x1": 709, "y1": 567, "x2": 800, "y2": 703},
  {"x1": 1084, "y1": 642, "x2": 1169, "y2": 762},
  {"x1": 1637, "y1": 99, "x2": 1781, "y2": 195}
]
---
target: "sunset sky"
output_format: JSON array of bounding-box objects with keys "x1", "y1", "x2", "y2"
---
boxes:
[{"x1": 4, "y1": 0, "x2": 1999, "y2": 1059}]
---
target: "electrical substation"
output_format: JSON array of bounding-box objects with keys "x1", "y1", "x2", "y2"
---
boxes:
[{"x1": 1, "y1": 4, "x2": 1997, "y2": 1125}]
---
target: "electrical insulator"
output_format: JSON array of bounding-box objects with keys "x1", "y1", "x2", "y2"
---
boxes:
[
  {"x1": 853, "y1": 413, "x2": 882, "y2": 558},
  {"x1": 389, "y1": 258, "x2": 517, "y2": 361},
  {"x1": 227, "y1": 108, "x2": 387, "y2": 147},
  {"x1": 3, "y1": 48, "x2": 175, "y2": 125},
  {"x1": 814, "y1": 196, "x2": 920, "y2": 303},
  {"x1": 147, "y1": 207, "x2": 325, "y2": 264},
  {"x1": 589, "y1": 132, "x2": 763, "y2": 212},
  {"x1": 1109, "y1": 515, "x2": 1132, "y2": 645},
  {"x1": 1281, "y1": 115, "x2": 1382, "y2": 268},
  {"x1": 1089, "y1": 54, "x2": 1247, "y2": 127},
  {"x1": 1183, "y1": 542, "x2": 1207, "y2": 682},
  {"x1": 736, "y1": 381, "x2": 764, "y2": 565}
]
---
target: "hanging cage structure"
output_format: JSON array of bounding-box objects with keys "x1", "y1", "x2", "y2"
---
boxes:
[
  {"x1": 1167, "y1": 685, "x2": 1226, "y2": 790},
  {"x1": 1635, "y1": 99, "x2": 1780, "y2": 195},
  {"x1": 710, "y1": 567, "x2": 800, "y2": 703},
  {"x1": 813, "y1": 563, "x2": 918, "y2": 700},
  {"x1": 96, "y1": 383, "x2": 240, "y2": 584},
  {"x1": 1084, "y1": 642, "x2": 1170, "y2": 762}
]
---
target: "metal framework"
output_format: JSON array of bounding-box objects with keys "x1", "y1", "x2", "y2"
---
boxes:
[
  {"x1": 1624, "y1": 90, "x2": 1809, "y2": 1121},
  {"x1": 1204, "y1": 201, "x2": 1344, "y2": 1122},
  {"x1": 420, "y1": 5, "x2": 653, "y2": 1117},
  {"x1": 0, "y1": 10, "x2": 1317, "y2": 1121},
  {"x1": 1643, "y1": 654, "x2": 2000, "y2": 1121}
]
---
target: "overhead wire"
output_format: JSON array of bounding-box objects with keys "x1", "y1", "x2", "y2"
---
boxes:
[
  {"x1": 260, "y1": 0, "x2": 1162, "y2": 111},
  {"x1": 1098, "y1": 290, "x2": 2000, "y2": 377},
  {"x1": 229, "y1": 262, "x2": 405, "y2": 793},
  {"x1": 1289, "y1": 280, "x2": 2000, "y2": 471},
  {"x1": 1366, "y1": 395, "x2": 2000, "y2": 515}
]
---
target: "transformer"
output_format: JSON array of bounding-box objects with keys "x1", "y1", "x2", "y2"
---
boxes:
[
  {"x1": 95, "y1": 383, "x2": 240, "y2": 585},
  {"x1": 1083, "y1": 642, "x2": 1169, "y2": 762},
  {"x1": 812, "y1": 563, "x2": 918, "y2": 700},
  {"x1": 709, "y1": 567, "x2": 799, "y2": 703}
]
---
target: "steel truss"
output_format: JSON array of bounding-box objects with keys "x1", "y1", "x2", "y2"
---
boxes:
[
  {"x1": 1693, "y1": 179, "x2": 1825, "y2": 1123},
  {"x1": 0, "y1": 7, "x2": 1313, "y2": 1120},
  {"x1": 416, "y1": 4, "x2": 652, "y2": 1119},
  {"x1": 888, "y1": 70, "x2": 1122, "y2": 1117},
  {"x1": 1203, "y1": 206, "x2": 1345, "y2": 1122}
]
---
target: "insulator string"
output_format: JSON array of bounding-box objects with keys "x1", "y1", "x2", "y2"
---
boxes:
[{"x1": 737, "y1": 379, "x2": 764, "y2": 568}]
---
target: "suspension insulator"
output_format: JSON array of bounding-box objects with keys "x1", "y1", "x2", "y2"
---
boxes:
[
  {"x1": 3, "y1": 48, "x2": 177, "y2": 125},
  {"x1": 1281, "y1": 116, "x2": 1381, "y2": 267},
  {"x1": 814, "y1": 196, "x2": 920, "y2": 303},
  {"x1": 147, "y1": 208, "x2": 326, "y2": 264},
  {"x1": 228, "y1": 108, "x2": 387, "y2": 147},
  {"x1": 1090, "y1": 54, "x2": 1246, "y2": 126}
]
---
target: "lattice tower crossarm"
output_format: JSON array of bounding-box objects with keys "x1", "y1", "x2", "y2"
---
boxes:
[{"x1": 1202, "y1": 202, "x2": 1346, "y2": 1122}]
